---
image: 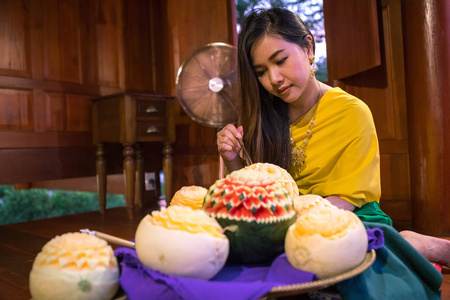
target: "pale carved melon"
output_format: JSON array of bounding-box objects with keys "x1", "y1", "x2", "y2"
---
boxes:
[
  {"x1": 292, "y1": 194, "x2": 336, "y2": 217},
  {"x1": 169, "y1": 185, "x2": 208, "y2": 210},
  {"x1": 135, "y1": 205, "x2": 229, "y2": 280},
  {"x1": 285, "y1": 207, "x2": 368, "y2": 279},
  {"x1": 29, "y1": 232, "x2": 119, "y2": 300},
  {"x1": 244, "y1": 162, "x2": 299, "y2": 199}
]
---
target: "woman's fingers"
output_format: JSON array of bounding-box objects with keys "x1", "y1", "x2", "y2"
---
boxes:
[
  {"x1": 217, "y1": 125, "x2": 241, "y2": 149},
  {"x1": 217, "y1": 124, "x2": 244, "y2": 161}
]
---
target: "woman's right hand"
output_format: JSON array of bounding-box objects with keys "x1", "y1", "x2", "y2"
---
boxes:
[{"x1": 217, "y1": 124, "x2": 244, "y2": 163}]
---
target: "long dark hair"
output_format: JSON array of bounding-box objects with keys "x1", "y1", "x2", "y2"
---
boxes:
[{"x1": 238, "y1": 8, "x2": 315, "y2": 169}]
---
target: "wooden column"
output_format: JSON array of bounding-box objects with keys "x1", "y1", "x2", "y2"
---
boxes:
[{"x1": 401, "y1": 0, "x2": 450, "y2": 235}]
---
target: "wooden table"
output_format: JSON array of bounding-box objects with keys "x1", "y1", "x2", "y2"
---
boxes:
[{"x1": 92, "y1": 93, "x2": 175, "y2": 218}]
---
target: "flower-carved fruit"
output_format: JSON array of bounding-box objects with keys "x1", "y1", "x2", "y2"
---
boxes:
[
  {"x1": 285, "y1": 207, "x2": 368, "y2": 279},
  {"x1": 244, "y1": 163, "x2": 299, "y2": 199},
  {"x1": 203, "y1": 168, "x2": 296, "y2": 264},
  {"x1": 135, "y1": 205, "x2": 229, "y2": 280},
  {"x1": 29, "y1": 232, "x2": 119, "y2": 300},
  {"x1": 169, "y1": 185, "x2": 208, "y2": 210},
  {"x1": 292, "y1": 194, "x2": 336, "y2": 217}
]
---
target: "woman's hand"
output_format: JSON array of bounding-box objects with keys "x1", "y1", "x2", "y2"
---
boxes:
[{"x1": 217, "y1": 124, "x2": 244, "y2": 164}]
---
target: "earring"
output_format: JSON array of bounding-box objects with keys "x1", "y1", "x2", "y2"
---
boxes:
[{"x1": 309, "y1": 55, "x2": 316, "y2": 78}]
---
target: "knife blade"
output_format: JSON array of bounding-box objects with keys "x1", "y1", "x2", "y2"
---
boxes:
[{"x1": 237, "y1": 137, "x2": 253, "y2": 165}]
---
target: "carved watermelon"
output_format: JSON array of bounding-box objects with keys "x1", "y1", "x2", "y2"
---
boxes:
[{"x1": 203, "y1": 168, "x2": 297, "y2": 264}]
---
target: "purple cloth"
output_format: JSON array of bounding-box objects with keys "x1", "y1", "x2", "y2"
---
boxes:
[
  {"x1": 115, "y1": 228, "x2": 384, "y2": 300},
  {"x1": 366, "y1": 228, "x2": 384, "y2": 250}
]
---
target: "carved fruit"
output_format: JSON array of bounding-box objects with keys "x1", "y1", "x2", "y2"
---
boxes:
[
  {"x1": 169, "y1": 185, "x2": 208, "y2": 210},
  {"x1": 203, "y1": 168, "x2": 297, "y2": 264},
  {"x1": 285, "y1": 207, "x2": 368, "y2": 279},
  {"x1": 29, "y1": 232, "x2": 119, "y2": 300},
  {"x1": 292, "y1": 194, "x2": 336, "y2": 217},
  {"x1": 135, "y1": 205, "x2": 229, "y2": 280},
  {"x1": 244, "y1": 162, "x2": 299, "y2": 198}
]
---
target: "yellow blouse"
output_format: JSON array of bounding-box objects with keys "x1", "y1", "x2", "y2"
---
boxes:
[{"x1": 288, "y1": 87, "x2": 380, "y2": 208}]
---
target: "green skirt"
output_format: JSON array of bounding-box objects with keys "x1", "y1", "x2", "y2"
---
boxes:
[
  {"x1": 338, "y1": 202, "x2": 442, "y2": 299},
  {"x1": 336, "y1": 222, "x2": 442, "y2": 299},
  {"x1": 354, "y1": 201, "x2": 393, "y2": 226}
]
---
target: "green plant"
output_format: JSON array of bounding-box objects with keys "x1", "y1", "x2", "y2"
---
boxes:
[{"x1": 0, "y1": 185, "x2": 125, "y2": 225}]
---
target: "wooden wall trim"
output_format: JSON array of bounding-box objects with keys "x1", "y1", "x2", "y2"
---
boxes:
[
  {"x1": 0, "y1": 132, "x2": 92, "y2": 148},
  {"x1": 0, "y1": 76, "x2": 124, "y2": 96}
]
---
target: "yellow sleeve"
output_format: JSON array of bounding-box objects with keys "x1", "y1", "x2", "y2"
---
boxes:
[{"x1": 289, "y1": 88, "x2": 381, "y2": 208}]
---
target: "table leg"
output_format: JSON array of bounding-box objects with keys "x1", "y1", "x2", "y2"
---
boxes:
[
  {"x1": 162, "y1": 142, "x2": 173, "y2": 203},
  {"x1": 135, "y1": 143, "x2": 144, "y2": 208},
  {"x1": 123, "y1": 144, "x2": 135, "y2": 219},
  {"x1": 96, "y1": 143, "x2": 107, "y2": 214}
]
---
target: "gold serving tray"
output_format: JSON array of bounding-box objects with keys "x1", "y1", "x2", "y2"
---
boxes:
[{"x1": 264, "y1": 249, "x2": 376, "y2": 298}]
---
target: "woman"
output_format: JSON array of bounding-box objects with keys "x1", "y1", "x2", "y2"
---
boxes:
[{"x1": 217, "y1": 7, "x2": 447, "y2": 298}]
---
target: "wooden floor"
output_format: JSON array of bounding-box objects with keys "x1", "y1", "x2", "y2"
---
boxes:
[{"x1": 0, "y1": 207, "x2": 449, "y2": 300}]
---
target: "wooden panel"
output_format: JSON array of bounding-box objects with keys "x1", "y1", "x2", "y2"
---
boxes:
[
  {"x1": 0, "y1": 88, "x2": 33, "y2": 130},
  {"x1": 380, "y1": 153, "x2": 410, "y2": 201},
  {"x1": 168, "y1": 0, "x2": 236, "y2": 84},
  {"x1": 0, "y1": 132, "x2": 91, "y2": 148},
  {"x1": 79, "y1": 0, "x2": 124, "y2": 87},
  {"x1": 31, "y1": 174, "x2": 126, "y2": 194},
  {"x1": 172, "y1": 154, "x2": 219, "y2": 193},
  {"x1": 0, "y1": 147, "x2": 96, "y2": 184},
  {"x1": 165, "y1": 0, "x2": 236, "y2": 189},
  {"x1": 122, "y1": 0, "x2": 154, "y2": 92},
  {"x1": 96, "y1": 0, "x2": 124, "y2": 88},
  {"x1": 91, "y1": 96, "x2": 121, "y2": 143},
  {"x1": 344, "y1": 67, "x2": 397, "y2": 140},
  {"x1": 42, "y1": 0, "x2": 81, "y2": 83},
  {"x1": 323, "y1": 0, "x2": 381, "y2": 79},
  {"x1": 66, "y1": 94, "x2": 91, "y2": 132},
  {"x1": 42, "y1": 0, "x2": 61, "y2": 81},
  {"x1": 379, "y1": 199, "x2": 412, "y2": 231},
  {"x1": 0, "y1": 0, "x2": 31, "y2": 77},
  {"x1": 0, "y1": 75, "x2": 123, "y2": 96},
  {"x1": 44, "y1": 92, "x2": 65, "y2": 131}
]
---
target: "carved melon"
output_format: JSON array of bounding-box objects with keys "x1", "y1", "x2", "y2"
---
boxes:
[
  {"x1": 203, "y1": 168, "x2": 297, "y2": 264},
  {"x1": 244, "y1": 162, "x2": 299, "y2": 198},
  {"x1": 135, "y1": 205, "x2": 229, "y2": 280},
  {"x1": 285, "y1": 207, "x2": 368, "y2": 279},
  {"x1": 29, "y1": 232, "x2": 119, "y2": 300},
  {"x1": 169, "y1": 185, "x2": 208, "y2": 210},
  {"x1": 292, "y1": 194, "x2": 336, "y2": 217}
]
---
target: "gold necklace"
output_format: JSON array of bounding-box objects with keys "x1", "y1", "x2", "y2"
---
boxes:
[{"x1": 290, "y1": 81, "x2": 322, "y2": 172}]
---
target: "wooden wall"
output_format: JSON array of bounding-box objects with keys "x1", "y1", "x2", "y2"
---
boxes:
[
  {"x1": 325, "y1": 0, "x2": 450, "y2": 236},
  {"x1": 166, "y1": 0, "x2": 237, "y2": 193},
  {"x1": 0, "y1": 0, "x2": 235, "y2": 199}
]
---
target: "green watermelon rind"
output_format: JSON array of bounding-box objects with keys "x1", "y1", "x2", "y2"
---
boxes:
[{"x1": 216, "y1": 213, "x2": 296, "y2": 264}]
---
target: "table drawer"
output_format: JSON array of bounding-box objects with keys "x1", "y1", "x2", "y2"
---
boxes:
[
  {"x1": 136, "y1": 121, "x2": 167, "y2": 140},
  {"x1": 136, "y1": 99, "x2": 166, "y2": 118}
]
